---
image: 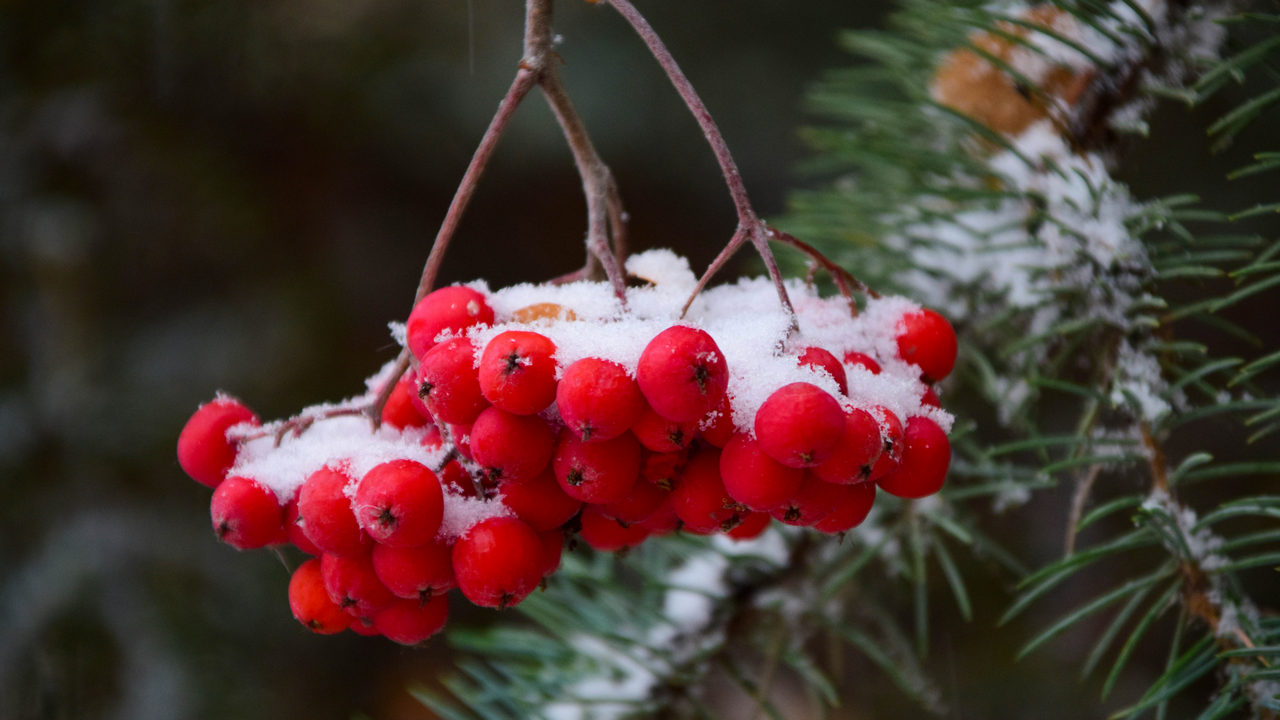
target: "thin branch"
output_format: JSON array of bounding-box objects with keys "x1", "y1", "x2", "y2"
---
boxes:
[{"x1": 1064, "y1": 463, "x2": 1102, "y2": 555}]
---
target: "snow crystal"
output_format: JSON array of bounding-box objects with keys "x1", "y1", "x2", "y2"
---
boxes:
[{"x1": 1110, "y1": 339, "x2": 1172, "y2": 422}]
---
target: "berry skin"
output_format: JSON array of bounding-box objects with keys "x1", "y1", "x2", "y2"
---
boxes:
[
  {"x1": 406, "y1": 285, "x2": 494, "y2": 360},
  {"x1": 636, "y1": 497, "x2": 681, "y2": 536},
  {"x1": 417, "y1": 337, "x2": 489, "y2": 425},
  {"x1": 670, "y1": 448, "x2": 739, "y2": 533},
  {"x1": 639, "y1": 449, "x2": 688, "y2": 490},
  {"x1": 598, "y1": 476, "x2": 670, "y2": 524},
  {"x1": 498, "y1": 467, "x2": 581, "y2": 532},
  {"x1": 354, "y1": 460, "x2": 443, "y2": 548},
  {"x1": 372, "y1": 595, "x2": 449, "y2": 646},
  {"x1": 842, "y1": 351, "x2": 882, "y2": 375},
  {"x1": 797, "y1": 346, "x2": 848, "y2": 396},
  {"x1": 895, "y1": 308, "x2": 957, "y2": 382},
  {"x1": 178, "y1": 397, "x2": 259, "y2": 488},
  {"x1": 813, "y1": 482, "x2": 877, "y2": 534},
  {"x1": 210, "y1": 475, "x2": 285, "y2": 550},
  {"x1": 921, "y1": 385, "x2": 941, "y2": 409},
  {"x1": 469, "y1": 407, "x2": 555, "y2": 483},
  {"x1": 298, "y1": 466, "x2": 369, "y2": 557},
  {"x1": 321, "y1": 551, "x2": 395, "y2": 619},
  {"x1": 371, "y1": 541, "x2": 457, "y2": 601},
  {"x1": 876, "y1": 416, "x2": 950, "y2": 499},
  {"x1": 478, "y1": 331, "x2": 558, "y2": 415},
  {"x1": 719, "y1": 433, "x2": 803, "y2": 512},
  {"x1": 380, "y1": 372, "x2": 431, "y2": 430},
  {"x1": 452, "y1": 516, "x2": 544, "y2": 608},
  {"x1": 284, "y1": 497, "x2": 321, "y2": 556},
  {"x1": 753, "y1": 383, "x2": 845, "y2": 468},
  {"x1": 579, "y1": 506, "x2": 650, "y2": 552},
  {"x1": 771, "y1": 473, "x2": 843, "y2": 527},
  {"x1": 811, "y1": 407, "x2": 882, "y2": 485},
  {"x1": 556, "y1": 358, "x2": 645, "y2": 442},
  {"x1": 631, "y1": 405, "x2": 698, "y2": 453},
  {"x1": 552, "y1": 430, "x2": 641, "y2": 505},
  {"x1": 724, "y1": 511, "x2": 772, "y2": 541},
  {"x1": 538, "y1": 530, "x2": 564, "y2": 576},
  {"x1": 867, "y1": 407, "x2": 904, "y2": 481},
  {"x1": 637, "y1": 326, "x2": 729, "y2": 422},
  {"x1": 289, "y1": 558, "x2": 351, "y2": 635},
  {"x1": 698, "y1": 394, "x2": 736, "y2": 448}
]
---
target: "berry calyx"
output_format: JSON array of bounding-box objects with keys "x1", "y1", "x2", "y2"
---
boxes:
[
  {"x1": 477, "y1": 330, "x2": 558, "y2": 415},
  {"x1": 579, "y1": 506, "x2": 651, "y2": 552},
  {"x1": 551, "y1": 430, "x2": 641, "y2": 504},
  {"x1": 406, "y1": 285, "x2": 494, "y2": 360},
  {"x1": 210, "y1": 475, "x2": 285, "y2": 550},
  {"x1": 753, "y1": 382, "x2": 845, "y2": 468},
  {"x1": 895, "y1": 308, "x2": 957, "y2": 382},
  {"x1": 178, "y1": 397, "x2": 259, "y2": 488},
  {"x1": 452, "y1": 516, "x2": 544, "y2": 608},
  {"x1": 498, "y1": 467, "x2": 581, "y2": 532},
  {"x1": 354, "y1": 460, "x2": 443, "y2": 548},
  {"x1": 321, "y1": 551, "x2": 395, "y2": 619},
  {"x1": 637, "y1": 326, "x2": 728, "y2": 422},
  {"x1": 630, "y1": 405, "x2": 698, "y2": 453},
  {"x1": 417, "y1": 337, "x2": 489, "y2": 425}
]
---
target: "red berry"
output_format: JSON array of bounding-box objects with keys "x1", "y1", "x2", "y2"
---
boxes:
[
  {"x1": 770, "y1": 473, "x2": 843, "y2": 526},
  {"x1": 538, "y1": 530, "x2": 564, "y2": 576},
  {"x1": 419, "y1": 421, "x2": 444, "y2": 450},
  {"x1": 348, "y1": 618, "x2": 380, "y2": 636},
  {"x1": 636, "y1": 497, "x2": 681, "y2": 536},
  {"x1": 448, "y1": 422, "x2": 474, "y2": 461},
  {"x1": 372, "y1": 595, "x2": 449, "y2": 646},
  {"x1": 811, "y1": 408, "x2": 882, "y2": 485},
  {"x1": 798, "y1": 346, "x2": 848, "y2": 396},
  {"x1": 406, "y1": 285, "x2": 494, "y2": 360},
  {"x1": 556, "y1": 358, "x2": 644, "y2": 442},
  {"x1": 552, "y1": 430, "x2": 641, "y2": 505},
  {"x1": 289, "y1": 558, "x2": 351, "y2": 635},
  {"x1": 321, "y1": 551, "x2": 395, "y2": 618},
  {"x1": 469, "y1": 407, "x2": 555, "y2": 483},
  {"x1": 753, "y1": 383, "x2": 845, "y2": 468},
  {"x1": 698, "y1": 394, "x2": 736, "y2": 448},
  {"x1": 922, "y1": 385, "x2": 941, "y2": 408},
  {"x1": 417, "y1": 337, "x2": 488, "y2": 425},
  {"x1": 579, "y1": 506, "x2": 650, "y2": 552},
  {"x1": 813, "y1": 482, "x2": 876, "y2": 534},
  {"x1": 354, "y1": 460, "x2": 443, "y2": 548},
  {"x1": 631, "y1": 405, "x2": 698, "y2": 453},
  {"x1": 842, "y1": 351, "x2": 882, "y2": 375},
  {"x1": 867, "y1": 407, "x2": 904, "y2": 481},
  {"x1": 637, "y1": 326, "x2": 729, "y2": 422},
  {"x1": 284, "y1": 496, "x2": 321, "y2": 556},
  {"x1": 380, "y1": 371, "x2": 432, "y2": 430},
  {"x1": 724, "y1": 511, "x2": 771, "y2": 541},
  {"x1": 439, "y1": 459, "x2": 478, "y2": 497},
  {"x1": 598, "y1": 476, "x2": 670, "y2": 524},
  {"x1": 298, "y1": 466, "x2": 369, "y2": 557},
  {"x1": 670, "y1": 448, "x2": 739, "y2": 533},
  {"x1": 210, "y1": 475, "x2": 285, "y2": 550},
  {"x1": 371, "y1": 541, "x2": 457, "y2": 601},
  {"x1": 178, "y1": 397, "x2": 258, "y2": 488},
  {"x1": 478, "y1": 330, "x2": 558, "y2": 415},
  {"x1": 877, "y1": 416, "x2": 950, "y2": 499},
  {"x1": 896, "y1": 308, "x2": 957, "y2": 382},
  {"x1": 452, "y1": 516, "x2": 544, "y2": 608},
  {"x1": 639, "y1": 450, "x2": 688, "y2": 490},
  {"x1": 719, "y1": 433, "x2": 803, "y2": 512},
  {"x1": 498, "y1": 467, "x2": 582, "y2": 532}
]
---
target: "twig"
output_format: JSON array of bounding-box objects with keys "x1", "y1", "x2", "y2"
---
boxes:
[
  {"x1": 604, "y1": 0, "x2": 796, "y2": 328},
  {"x1": 1064, "y1": 463, "x2": 1102, "y2": 555}
]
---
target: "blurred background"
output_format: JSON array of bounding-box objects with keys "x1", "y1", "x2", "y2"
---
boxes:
[{"x1": 1, "y1": 1, "x2": 1275, "y2": 719}]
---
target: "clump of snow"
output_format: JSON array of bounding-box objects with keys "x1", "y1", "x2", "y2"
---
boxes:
[{"x1": 1110, "y1": 339, "x2": 1173, "y2": 422}]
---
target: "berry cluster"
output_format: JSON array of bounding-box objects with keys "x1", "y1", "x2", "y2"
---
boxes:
[{"x1": 177, "y1": 250, "x2": 956, "y2": 645}]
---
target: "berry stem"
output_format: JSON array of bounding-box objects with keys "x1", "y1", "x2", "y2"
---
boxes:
[
  {"x1": 365, "y1": 350, "x2": 412, "y2": 429},
  {"x1": 766, "y1": 226, "x2": 881, "y2": 310},
  {"x1": 604, "y1": 0, "x2": 795, "y2": 326}
]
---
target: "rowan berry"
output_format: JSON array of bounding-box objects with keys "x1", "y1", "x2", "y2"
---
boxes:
[
  {"x1": 498, "y1": 467, "x2": 581, "y2": 532},
  {"x1": 811, "y1": 407, "x2": 882, "y2": 485},
  {"x1": 636, "y1": 326, "x2": 728, "y2": 422},
  {"x1": 895, "y1": 308, "x2": 957, "y2": 382},
  {"x1": 297, "y1": 466, "x2": 369, "y2": 557},
  {"x1": 354, "y1": 460, "x2": 443, "y2": 548},
  {"x1": 321, "y1": 551, "x2": 395, "y2": 619},
  {"x1": 842, "y1": 351, "x2": 881, "y2": 375},
  {"x1": 670, "y1": 447, "x2": 738, "y2": 533},
  {"x1": 798, "y1": 346, "x2": 848, "y2": 396},
  {"x1": 210, "y1": 475, "x2": 285, "y2": 550},
  {"x1": 556, "y1": 357, "x2": 644, "y2": 442},
  {"x1": 771, "y1": 473, "x2": 843, "y2": 526},
  {"x1": 813, "y1": 482, "x2": 876, "y2": 534},
  {"x1": 478, "y1": 330, "x2": 558, "y2": 414},
  {"x1": 719, "y1": 433, "x2": 803, "y2": 511},
  {"x1": 452, "y1": 516, "x2": 544, "y2": 608},
  {"x1": 639, "y1": 449, "x2": 688, "y2": 490},
  {"x1": 753, "y1": 382, "x2": 845, "y2": 468},
  {"x1": 469, "y1": 407, "x2": 555, "y2": 483},
  {"x1": 867, "y1": 407, "x2": 904, "y2": 481},
  {"x1": 598, "y1": 476, "x2": 669, "y2": 524},
  {"x1": 289, "y1": 557, "x2": 351, "y2": 635},
  {"x1": 538, "y1": 529, "x2": 564, "y2": 577},
  {"x1": 698, "y1": 394, "x2": 736, "y2": 448},
  {"x1": 876, "y1": 416, "x2": 950, "y2": 499},
  {"x1": 724, "y1": 511, "x2": 771, "y2": 541},
  {"x1": 405, "y1": 285, "x2": 493, "y2": 360},
  {"x1": 178, "y1": 397, "x2": 258, "y2": 488},
  {"x1": 417, "y1": 337, "x2": 488, "y2": 425},
  {"x1": 372, "y1": 595, "x2": 448, "y2": 646},
  {"x1": 371, "y1": 541, "x2": 456, "y2": 601},
  {"x1": 630, "y1": 405, "x2": 698, "y2": 453},
  {"x1": 284, "y1": 497, "x2": 321, "y2": 556},
  {"x1": 551, "y1": 430, "x2": 641, "y2": 504},
  {"x1": 380, "y1": 372, "x2": 431, "y2": 430},
  {"x1": 579, "y1": 506, "x2": 650, "y2": 552}
]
